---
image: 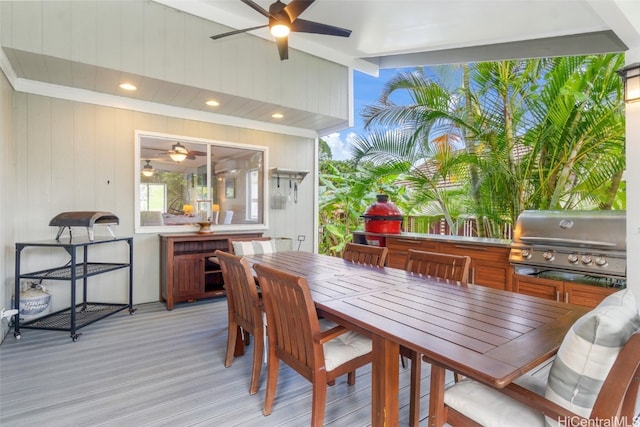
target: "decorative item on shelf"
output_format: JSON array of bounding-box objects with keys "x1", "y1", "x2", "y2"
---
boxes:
[
  {"x1": 141, "y1": 160, "x2": 154, "y2": 177},
  {"x1": 617, "y1": 62, "x2": 640, "y2": 103},
  {"x1": 196, "y1": 221, "x2": 214, "y2": 234},
  {"x1": 182, "y1": 204, "x2": 194, "y2": 216}
]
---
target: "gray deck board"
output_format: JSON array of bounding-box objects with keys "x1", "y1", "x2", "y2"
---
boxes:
[{"x1": 1, "y1": 299, "x2": 443, "y2": 426}]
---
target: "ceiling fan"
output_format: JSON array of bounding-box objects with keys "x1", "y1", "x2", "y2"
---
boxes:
[
  {"x1": 146, "y1": 142, "x2": 207, "y2": 162},
  {"x1": 210, "y1": 0, "x2": 352, "y2": 60}
]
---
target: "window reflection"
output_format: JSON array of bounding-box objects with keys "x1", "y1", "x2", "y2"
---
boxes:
[{"x1": 135, "y1": 131, "x2": 267, "y2": 232}]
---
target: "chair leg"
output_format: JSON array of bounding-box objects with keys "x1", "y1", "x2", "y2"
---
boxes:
[
  {"x1": 310, "y1": 376, "x2": 328, "y2": 427},
  {"x1": 263, "y1": 350, "x2": 279, "y2": 416},
  {"x1": 250, "y1": 328, "x2": 263, "y2": 395},
  {"x1": 409, "y1": 350, "x2": 422, "y2": 427},
  {"x1": 225, "y1": 321, "x2": 238, "y2": 368},
  {"x1": 347, "y1": 370, "x2": 356, "y2": 385}
]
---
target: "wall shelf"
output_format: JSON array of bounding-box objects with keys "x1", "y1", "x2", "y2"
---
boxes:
[{"x1": 270, "y1": 168, "x2": 309, "y2": 182}]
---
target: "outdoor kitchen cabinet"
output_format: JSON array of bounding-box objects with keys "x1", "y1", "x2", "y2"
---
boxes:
[
  {"x1": 383, "y1": 234, "x2": 513, "y2": 290},
  {"x1": 159, "y1": 232, "x2": 262, "y2": 310},
  {"x1": 437, "y1": 242, "x2": 512, "y2": 291},
  {"x1": 386, "y1": 236, "x2": 438, "y2": 269},
  {"x1": 513, "y1": 274, "x2": 617, "y2": 308}
]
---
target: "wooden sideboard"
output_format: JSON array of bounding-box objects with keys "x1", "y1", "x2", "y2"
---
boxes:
[{"x1": 159, "y1": 232, "x2": 262, "y2": 310}]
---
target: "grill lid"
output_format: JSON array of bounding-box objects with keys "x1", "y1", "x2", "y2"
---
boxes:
[{"x1": 512, "y1": 210, "x2": 626, "y2": 251}]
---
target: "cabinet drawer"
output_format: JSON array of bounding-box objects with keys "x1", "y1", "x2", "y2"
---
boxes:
[
  {"x1": 514, "y1": 274, "x2": 562, "y2": 301},
  {"x1": 386, "y1": 237, "x2": 438, "y2": 252},
  {"x1": 439, "y1": 242, "x2": 509, "y2": 262}
]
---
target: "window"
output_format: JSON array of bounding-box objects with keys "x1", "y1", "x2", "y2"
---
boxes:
[
  {"x1": 247, "y1": 169, "x2": 259, "y2": 221},
  {"x1": 135, "y1": 130, "x2": 268, "y2": 233}
]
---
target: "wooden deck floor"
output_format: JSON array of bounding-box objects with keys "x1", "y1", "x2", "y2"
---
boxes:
[{"x1": 0, "y1": 298, "x2": 451, "y2": 426}]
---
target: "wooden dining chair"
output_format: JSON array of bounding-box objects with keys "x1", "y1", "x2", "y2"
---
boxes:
[
  {"x1": 405, "y1": 248, "x2": 470, "y2": 282},
  {"x1": 342, "y1": 242, "x2": 388, "y2": 267},
  {"x1": 442, "y1": 289, "x2": 640, "y2": 427},
  {"x1": 253, "y1": 263, "x2": 373, "y2": 426},
  {"x1": 403, "y1": 248, "x2": 471, "y2": 426},
  {"x1": 215, "y1": 250, "x2": 265, "y2": 395}
]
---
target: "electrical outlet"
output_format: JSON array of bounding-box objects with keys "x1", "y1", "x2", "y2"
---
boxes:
[{"x1": 297, "y1": 235, "x2": 306, "y2": 241}]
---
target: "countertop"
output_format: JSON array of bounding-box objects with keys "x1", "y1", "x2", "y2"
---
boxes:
[{"x1": 353, "y1": 230, "x2": 512, "y2": 248}]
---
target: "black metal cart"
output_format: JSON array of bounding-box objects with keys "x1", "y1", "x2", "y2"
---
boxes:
[{"x1": 13, "y1": 236, "x2": 134, "y2": 341}]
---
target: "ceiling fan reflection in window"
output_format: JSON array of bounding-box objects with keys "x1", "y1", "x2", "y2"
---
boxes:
[
  {"x1": 210, "y1": 0, "x2": 352, "y2": 60},
  {"x1": 147, "y1": 142, "x2": 207, "y2": 162}
]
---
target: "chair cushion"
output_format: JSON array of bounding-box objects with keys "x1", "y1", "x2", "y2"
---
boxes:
[
  {"x1": 323, "y1": 331, "x2": 372, "y2": 372},
  {"x1": 232, "y1": 240, "x2": 276, "y2": 256},
  {"x1": 544, "y1": 288, "x2": 640, "y2": 425},
  {"x1": 444, "y1": 378, "x2": 546, "y2": 427}
]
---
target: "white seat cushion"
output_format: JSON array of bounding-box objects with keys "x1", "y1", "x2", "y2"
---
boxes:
[
  {"x1": 444, "y1": 378, "x2": 546, "y2": 427},
  {"x1": 544, "y1": 289, "x2": 640, "y2": 425},
  {"x1": 323, "y1": 331, "x2": 372, "y2": 372}
]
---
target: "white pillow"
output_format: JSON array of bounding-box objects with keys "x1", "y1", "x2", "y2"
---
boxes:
[
  {"x1": 232, "y1": 240, "x2": 276, "y2": 255},
  {"x1": 252, "y1": 240, "x2": 275, "y2": 254},
  {"x1": 544, "y1": 289, "x2": 640, "y2": 426},
  {"x1": 232, "y1": 241, "x2": 254, "y2": 255}
]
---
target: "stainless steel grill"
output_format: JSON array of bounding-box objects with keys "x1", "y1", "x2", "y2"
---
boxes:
[
  {"x1": 509, "y1": 210, "x2": 626, "y2": 285},
  {"x1": 49, "y1": 211, "x2": 119, "y2": 241}
]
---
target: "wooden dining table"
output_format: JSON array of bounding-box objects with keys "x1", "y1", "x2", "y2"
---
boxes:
[{"x1": 244, "y1": 251, "x2": 589, "y2": 427}]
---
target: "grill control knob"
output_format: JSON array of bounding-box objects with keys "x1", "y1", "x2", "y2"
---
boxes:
[
  {"x1": 520, "y1": 249, "x2": 531, "y2": 259},
  {"x1": 581, "y1": 255, "x2": 593, "y2": 265},
  {"x1": 567, "y1": 253, "x2": 579, "y2": 264},
  {"x1": 595, "y1": 257, "x2": 608, "y2": 267},
  {"x1": 543, "y1": 251, "x2": 555, "y2": 262}
]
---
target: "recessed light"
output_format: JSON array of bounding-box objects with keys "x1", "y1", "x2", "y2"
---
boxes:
[
  {"x1": 206, "y1": 99, "x2": 220, "y2": 107},
  {"x1": 272, "y1": 113, "x2": 284, "y2": 119},
  {"x1": 119, "y1": 83, "x2": 137, "y2": 91}
]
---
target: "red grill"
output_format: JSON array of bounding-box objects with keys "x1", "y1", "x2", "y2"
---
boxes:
[{"x1": 361, "y1": 195, "x2": 403, "y2": 246}]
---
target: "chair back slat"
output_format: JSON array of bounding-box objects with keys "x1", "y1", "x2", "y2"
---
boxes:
[
  {"x1": 216, "y1": 250, "x2": 262, "y2": 329},
  {"x1": 254, "y1": 263, "x2": 322, "y2": 381},
  {"x1": 343, "y1": 243, "x2": 388, "y2": 267},
  {"x1": 405, "y1": 249, "x2": 470, "y2": 283}
]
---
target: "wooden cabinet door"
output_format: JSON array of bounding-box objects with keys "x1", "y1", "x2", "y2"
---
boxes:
[
  {"x1": 564, "y1": 282, "x2": 617, "y2": 308},
  {"x1": 172, "y1": 253, "x2": 205, "y2": 298},
  {"x1": 513, "y1": 274, "x2": 563, "y2": 301},
  {"x1": 385, "y1": 237, "x2": 438, "y2": 269},
  {"x1": 439, "y1": 242, "x2": 512, "y2": 290}
]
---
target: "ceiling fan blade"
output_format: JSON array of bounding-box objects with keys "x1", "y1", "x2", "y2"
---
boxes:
[
  {"x1": 240, "y1": 0, "x2": 271, "y2": 18},
  {"x1": 283, "y1": 0, "x2": 315, "y2": 22},
  {"x1": 210, "y1": 25, "x2": 268, "y2": 40},
  {"x1": 290, "y1": 19, "x2": 351, "y2": 37},
  {"x1": 276, "y1": 36, "x2": 289, "y2": 60}
]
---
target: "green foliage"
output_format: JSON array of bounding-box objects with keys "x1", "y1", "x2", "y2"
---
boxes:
[{"x1": 339, "y1": 54, "x2": 625, "y2": 238}]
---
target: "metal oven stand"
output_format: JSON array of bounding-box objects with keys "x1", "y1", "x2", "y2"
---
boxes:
[{"x1": 13, "y1": 236, "x2": 134, "y2": 341}]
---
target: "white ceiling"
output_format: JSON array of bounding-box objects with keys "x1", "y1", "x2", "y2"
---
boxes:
[
  {"x1": 3, "y1": 0, "x2": 639, "y2": 135},
  {"x1": 159, "y1": 0, "x2": 640, "y2": 75}
]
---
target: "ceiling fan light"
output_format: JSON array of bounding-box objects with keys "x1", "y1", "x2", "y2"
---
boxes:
[
  {"x1": 169, "y1": 143, "x2": 189, "y2": 162},
  {"x1": 270, "y1": 23, "x2": 290, "y2": 38},
  {"x1": 142, "y1": 160, "x2": 155, "y2": 177}
]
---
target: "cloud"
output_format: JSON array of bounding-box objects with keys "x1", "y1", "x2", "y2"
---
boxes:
[{"x1": 324, "y1": 132, "x2": 357, "y2": 160}]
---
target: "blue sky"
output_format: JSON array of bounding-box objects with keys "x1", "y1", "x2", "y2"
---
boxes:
[{"x1": 324, "y1": 68, "x2": 408, "y2": 160}]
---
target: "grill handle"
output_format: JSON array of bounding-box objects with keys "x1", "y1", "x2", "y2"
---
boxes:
[{"x1": 519, "y1": 236, "x2": 617, "y2": 248}]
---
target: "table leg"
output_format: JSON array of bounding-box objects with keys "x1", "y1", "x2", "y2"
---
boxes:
[
  {"x1": 371, "y1": 334, "x2": 399, "y2": 427},
  {"x1": 428, "y1": 364, "x2": 446, "y2": 427}
]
